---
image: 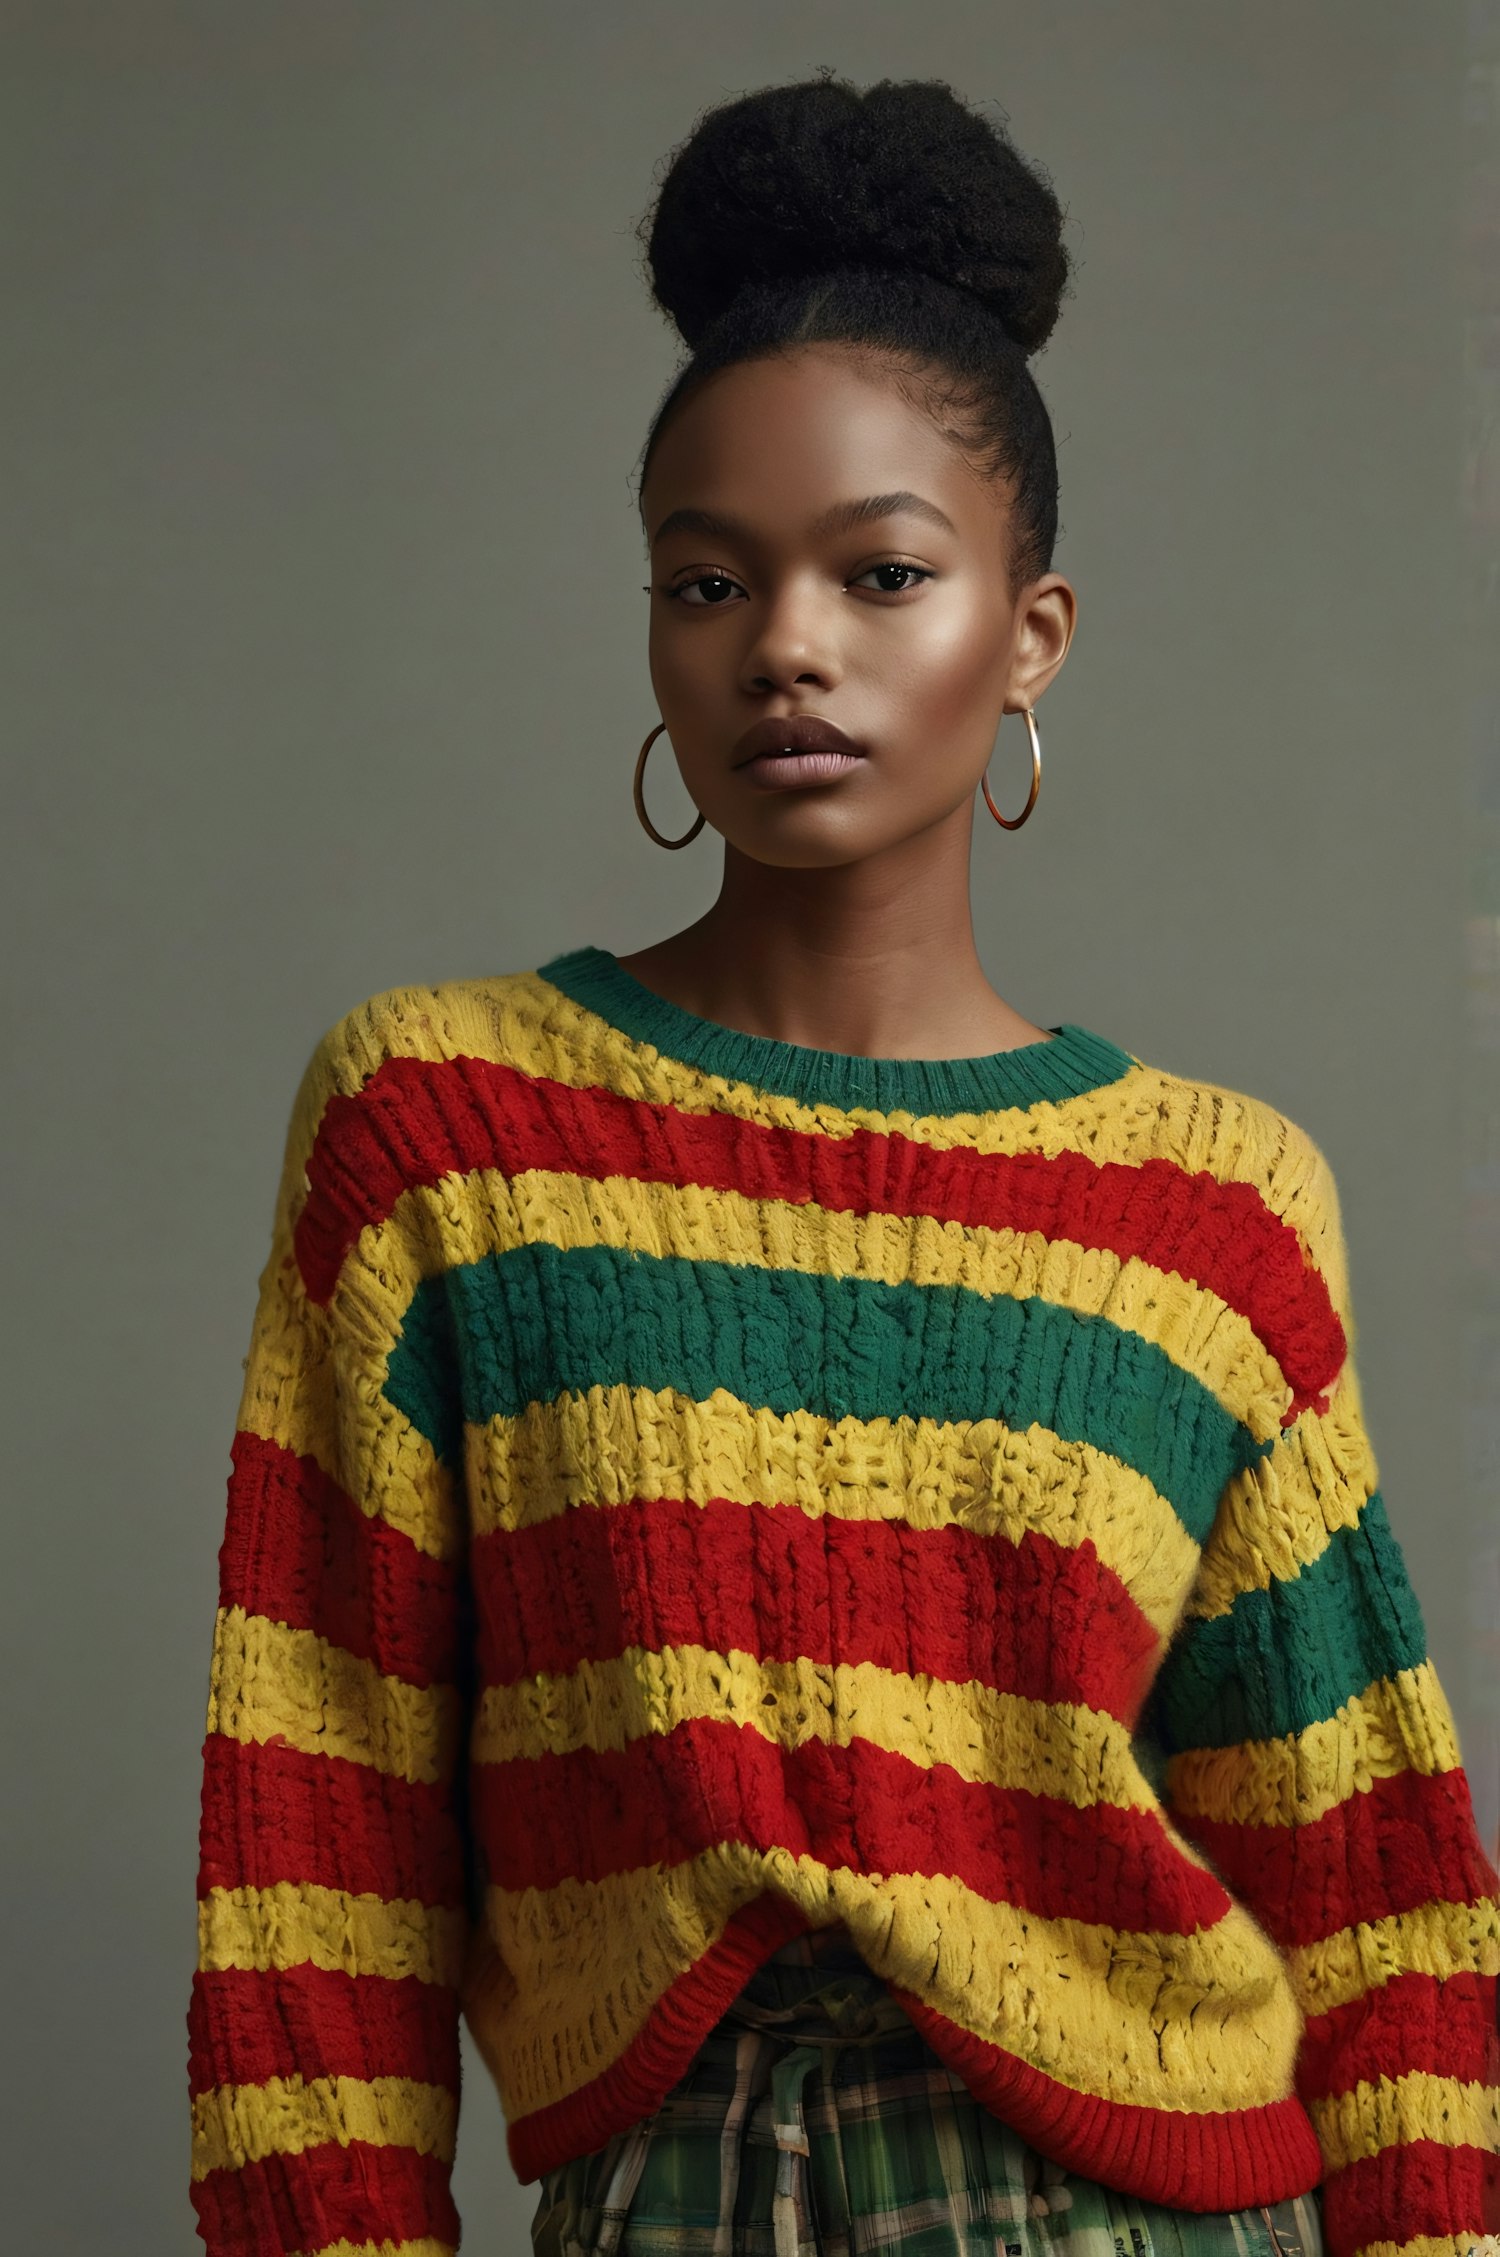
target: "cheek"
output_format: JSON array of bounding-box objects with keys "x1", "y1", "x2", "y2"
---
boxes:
[
  {"x1": 876, "y1": 601, "x2": 1007, "y2": 738},
  {"x1": 648, "y1": 629, "x2": 735, "y2": 728}
]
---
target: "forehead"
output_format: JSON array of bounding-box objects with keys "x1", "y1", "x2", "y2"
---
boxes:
[{"x1": 643, "y1": 348, "x2": 1005, "y2": 546}]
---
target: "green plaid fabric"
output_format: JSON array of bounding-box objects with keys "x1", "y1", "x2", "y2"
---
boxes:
[{"x1": 528, "y1": 1929, "x2": 1325, "y2": 2256}]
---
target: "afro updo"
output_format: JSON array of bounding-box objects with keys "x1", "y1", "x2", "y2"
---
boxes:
[{"x1": 634, "y1": 67, "x2": 1074, "y2": 594}]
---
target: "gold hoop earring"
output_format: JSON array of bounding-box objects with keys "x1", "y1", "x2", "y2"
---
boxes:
[
  {"x1": 981, "y1": 707, "x2": 1042, "y2": 830},
  {"x1": 634, "y1": 720, "x2": 706, "y2": 849}
]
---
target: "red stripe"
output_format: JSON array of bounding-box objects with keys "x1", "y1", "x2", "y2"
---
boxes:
[
  {"x1": 1297, "y1": 1970, "x2": 1500, "y2": 2100},
  {"x1": 220, "y1": 1429, "x2": 461, "y2": 1689},
  {"x1": 1178, "y1": 1768, "x2": 1500, "y2": 1949},
  {"x1": 473, "y1": 1718, "x2": 1231, "y2": 1933},
  {"x1": 187, "y1": 1964, "x2": 458, "y2": 2098},
  {"x1": 504, "y1": 1892, "x2": 1325, "y2": 2210},
  {"x1": 196, "y1": 1735, "x2": 465, "y2": 1905},
  {"x1": 190, "y1": 2139, "x2": 459, "y2": 2257},
  {"x1": 477, "y1": 1501, "x2": 1158, "y2": 1723},
  {"x1": 294, "y1": 1057, "x2": 1345, "y2": 1414},
  {"x1": 1322, "y1": 2137, "x2": 1500, "y2": 2249}
]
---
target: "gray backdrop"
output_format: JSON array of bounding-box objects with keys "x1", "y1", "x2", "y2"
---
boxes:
[{"x1": 6, "y1": 5, "x2": 1491, "y2": 2250}]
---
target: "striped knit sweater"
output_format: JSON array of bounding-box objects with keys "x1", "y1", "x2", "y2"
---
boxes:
[{"x1": 189, "y1": 944, "x2": 1500, "y2": 2257}]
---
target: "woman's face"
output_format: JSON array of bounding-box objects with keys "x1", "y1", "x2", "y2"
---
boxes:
[{"x1": 640, "y1": 345, "x2": 1075, "y2": 868}]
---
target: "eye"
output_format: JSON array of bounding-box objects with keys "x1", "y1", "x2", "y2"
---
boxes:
[
  {"x1": 852, "y1": 560, "x2": 933, "y2": 594},
  {"x1": 656, "y1": 558, "x2": 934, "y2": 605},
  {"x1": 662, "y1": 572, "x2": 746, "y2": 606}
]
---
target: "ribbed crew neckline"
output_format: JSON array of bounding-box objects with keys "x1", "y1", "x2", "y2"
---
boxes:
[{"x1": 537, "y1": 944, "x2": 1139, "y2": 1115}]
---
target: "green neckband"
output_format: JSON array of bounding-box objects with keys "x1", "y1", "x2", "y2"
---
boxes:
[{"x1": 538, "y1": 944, "x2": 1138, "y2": 1116}]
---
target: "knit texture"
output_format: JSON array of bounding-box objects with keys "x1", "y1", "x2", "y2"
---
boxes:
[{"x1": 188, "y1": 946, "x2": 1500, "y2": 2257}]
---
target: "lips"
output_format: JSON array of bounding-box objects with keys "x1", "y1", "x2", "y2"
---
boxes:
[{"x1": 731, "y1": 713, "x2": 865, "y2": 765}]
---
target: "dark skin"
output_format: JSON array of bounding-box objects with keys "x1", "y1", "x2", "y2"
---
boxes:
[{"x1": 618, "y1": 344, "x2": 1078, "y2": 1059}]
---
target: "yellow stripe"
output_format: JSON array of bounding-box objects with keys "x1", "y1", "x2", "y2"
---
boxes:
[
  {"x1": 1308, "y1": 2070, "x2": 1500, "y2": 2174},
  {"x1": 191, "y1": 2072, "x2": 455, "y2": 2179},
  {"x1": 1256, "y1": 1117, "x2": 1355, "y2": 1338},
  {"x1": 1186, "y1": 1354, "x2": 1379, "y2": 1621},
  {"x1": 495, "y1": 964, "x2": 1342, "y2": 1253},
  {"x1": 197, "y1": 1881, "x2": 466, "y2": 1989},
  {"x1": 476, "y1": 1645, "x2": 1152, "y2": 1813},
  {"x1": 1164, "y1": 1664, "x2": 1466, "y2": 1830},
  {"x1": 293, "y1": 2244, "x2": 454, "y2": 2257},
  {"x1": 1356, "y1": 2241, "x2": 1500, "y2": 2257},
  {"x1": 479, "y1": 1846, "x2": 1300, "y2": 2124},
  {"x1": 486, "y1": 968, "x2": 1104, "y2": 1145},
  {"x1": 309, "y1": 967, "x2": 1344, "y2": 1328},
  {"x1": 395, "y1": 1162, "x2": 1283, "y2": 1441},
  {"x1": 1287, "y1": 1895, "x2": 1500, "y2": 2017},
  {"x1": 477, "y1": 1384, "x2": 1198, "y2": 1639},
  {"x1": 293, "y1": 2244, "x2": 455, "y2": 2257},
  {"x1": 205, "y1": 1607, "x2": 462, "y2": 1786}
]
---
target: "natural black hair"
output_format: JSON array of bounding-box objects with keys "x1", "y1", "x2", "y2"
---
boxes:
[{"x1": 633, "y1": 67, "x2": 1074, "y2": 598}]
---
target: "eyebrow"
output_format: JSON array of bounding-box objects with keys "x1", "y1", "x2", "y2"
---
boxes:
[{"x1": 648, "y1": 490, "x2": 959, "y2": 546}]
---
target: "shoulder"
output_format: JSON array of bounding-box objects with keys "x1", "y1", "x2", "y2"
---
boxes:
[
  {"x1": 270, "y1": 969, "x2": 557, "y2": 1293},
  {"x1": 304, "y1": 966, "x2": 556, "y2": 1086},
  {"x1": 1113, "y1": 1049, "x2": 1359, "y2": 1376},
  {"x1": 1121, "y1": 1048, "x2": 1349, "y2": 1272},
  {"x1": 281, "y1": 965, "x2": 555, "y2": 1158}
]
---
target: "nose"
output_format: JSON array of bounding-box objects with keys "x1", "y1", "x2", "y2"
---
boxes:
[{"x1": 740, "y1": 582, "x2": 842, "y2": 697}]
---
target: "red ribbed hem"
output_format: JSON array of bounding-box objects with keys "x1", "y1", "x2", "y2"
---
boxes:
[
  {"x1": 504, "y1": 1896, "x2": 1325, "y2": 2211},
  {"x1": 506, "y1": 1893, "x2": 810, "y2": 2181},
  {"x1": 891, "y1": 1987, "x2": 1324, "y2": 2213}
]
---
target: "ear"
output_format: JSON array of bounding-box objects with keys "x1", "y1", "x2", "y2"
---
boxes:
[{"x1": 1007, "y1": 573, "x2": 1076, "y2": 708}]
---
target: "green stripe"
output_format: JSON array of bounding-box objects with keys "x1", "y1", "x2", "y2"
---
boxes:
[
  {"x1": 388, "y1": 1242, "x2": 1246, "y2": 1544},
  {"x1": 1150, "y1": 1491, "x2": 1429, "y2": 1750},
  {"x1": 380, "y1": 1272, "x2": 465, "y2": 1472}
]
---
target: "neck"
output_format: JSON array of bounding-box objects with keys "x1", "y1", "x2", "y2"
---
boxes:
[{"x1": 618, "y1": 800, "x2": 1050, "y2": 1059}]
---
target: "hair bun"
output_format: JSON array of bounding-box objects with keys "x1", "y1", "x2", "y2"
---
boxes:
[{"x1": 639, "y1": 68, "x2": 1070, "y2": 358}]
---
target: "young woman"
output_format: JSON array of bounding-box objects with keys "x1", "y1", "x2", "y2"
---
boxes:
[{"x1": 188, "y1": 70, "x2": 1500, "y2": 2257}]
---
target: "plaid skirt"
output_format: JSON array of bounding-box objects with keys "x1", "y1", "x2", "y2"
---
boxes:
[{"x1": 528, "y1": 1925, "x2": 1325, "y2": 2257}]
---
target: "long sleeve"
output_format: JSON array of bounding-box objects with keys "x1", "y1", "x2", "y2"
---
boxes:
[
  {"x1": 187, "y1": 1016, "x2": 473, "y2": 2257},
  {"x1": 1149, "y1": 1120, "x2": 1500, "y2": 2257}
]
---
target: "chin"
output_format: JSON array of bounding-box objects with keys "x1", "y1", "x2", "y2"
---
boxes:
[{"x1": 726, "y1": 821, "x2": 888, "y2": 871}]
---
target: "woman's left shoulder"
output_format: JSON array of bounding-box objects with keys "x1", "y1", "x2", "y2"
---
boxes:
[{"x1": 1120, "y1": 1042, "x2": 1344, "y2": 1239}]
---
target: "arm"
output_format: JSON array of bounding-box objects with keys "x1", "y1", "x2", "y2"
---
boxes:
[
  {"x1": 187, "y1": 1012, "x2": 473, "y2": 2257},
  {"x1": 1149, "y1": 1121, "x2": 1500, "y2": 2257}
]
